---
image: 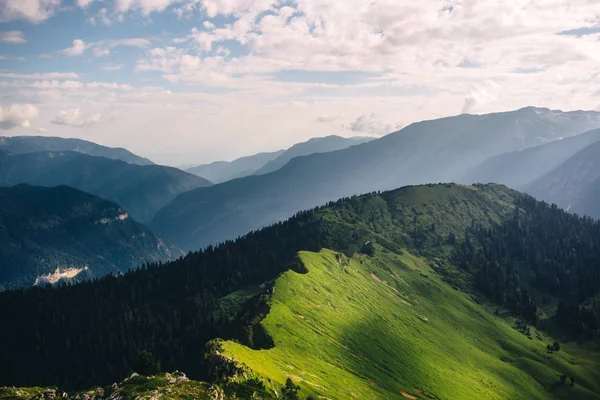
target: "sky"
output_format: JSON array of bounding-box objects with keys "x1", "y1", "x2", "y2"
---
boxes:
[{"x1": 0, "y1": 0, "x2": 599, "y2": 165}]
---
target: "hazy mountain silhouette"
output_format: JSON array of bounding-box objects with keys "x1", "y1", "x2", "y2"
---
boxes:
[
  {"x1": 526, "y1": 141, "x2": 600, "y2": 218},
  {"x1": 0, "y1": 151, "x2": 211, "y2": 222},
  {"x1": 0, "y1": 136, "x2": 154, "y2": 166},
  {"x1": 152, "y1": 107, "x2": 600, "y2": 250}
]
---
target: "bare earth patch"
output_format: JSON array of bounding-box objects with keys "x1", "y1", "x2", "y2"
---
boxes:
[
  {"x1": 400, "y1": 390, "x2": 418, "y2": 399},
  {"x1": 370, "y1": 273, "x2": 399, "y2": 293}
]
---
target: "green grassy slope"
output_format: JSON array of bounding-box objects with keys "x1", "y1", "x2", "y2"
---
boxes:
[
  {"x1": 223, "y1": 248, "x2": 600, "y2": 400},
  {"x1": 3, "y1": 183, "x2": 600, "y2": 394}
]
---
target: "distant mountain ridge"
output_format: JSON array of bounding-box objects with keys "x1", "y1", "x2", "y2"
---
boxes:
[
  {"x1": 0, "y1": 136, "x2": 154, "y2": 166},
  {"x1": 462, "y1": 128, "x2": 600, "y2": 189},
  {"x1": 254, "y1": 135, "x2": 374, "y2": 175},
  {"x1": 186, "y1": 135, "x2": 375, "y2": 183},
  {"x1": 187, "y1": 150, "x2": 284, "y2": 183},
  {"x1": 526, "y1": 141, "x2": 600, "y2": 219},
  {"x1": 0, "y1": 184, "x2": 181, "y2": 290},
  {"x1": 0, "y1": 151, "x2": 211, "y2": 222},
  {"x1": 152, "y1": 107, "x2": 600, "y2": 250}
]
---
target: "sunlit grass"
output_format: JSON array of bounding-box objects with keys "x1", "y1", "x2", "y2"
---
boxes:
[{"x1": 223, "y1": 248, "x2": 600, "y2": 399}]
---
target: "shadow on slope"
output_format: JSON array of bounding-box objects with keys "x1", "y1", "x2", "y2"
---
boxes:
[{"x1": 222, "y1": 249, "x2": 600, "y2": 400}]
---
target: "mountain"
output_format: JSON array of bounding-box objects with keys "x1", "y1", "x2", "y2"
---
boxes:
[
  {"x1": 2, "y1": 183, "x2": 600, "y2": 399},
  {"x1": 525, "y1": 141, "x2": 600, "y2": 218},
  {"x1": 152, "y1": 107, "x2": 600, "y2": 250},
  {"x1": 0, "y1": 151, "x2": 211, "y2": 223},
  {"x1": 0, "y1": 136, "x2": 154, "y2": 166},
  {"x1": 462, "y1": 128, "x2": 600, "y2": 189},
  {"x1": 254, "y1": 135, "x2": 374, "y2": 175},
  {"x1": 186, "y1": 150, "x2": 284, "y2": 183},
  {"x1": 219, "y1": 247, "x2": 599, "y2": 399},
  {"x1": 0, "y1": 184, "x2": 181, "y2": 290},
  {"x1": 186, "y1": 136, "x2": 375, "y2": 184}
]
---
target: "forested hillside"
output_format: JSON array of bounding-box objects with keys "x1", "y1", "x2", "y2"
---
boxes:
[
  {"x1": 0, "y1": 184, "x2": 181, "y2": 290},
  {"x1": 2, "y1": 184, "x2": 599, "y2": 394},
  {"x1": 0, "y1": 151, "x2": 211, "y2": 222}
]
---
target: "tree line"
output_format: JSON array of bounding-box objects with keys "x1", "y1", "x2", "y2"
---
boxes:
[{"x1": 1, "y1": 184, "x2": 599, "y2": 390}]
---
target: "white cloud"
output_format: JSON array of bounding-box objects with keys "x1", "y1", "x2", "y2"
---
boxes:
[
  {"x1": 93, "y1": 47, "x2": 111, "y2": 57},
  {"x1": 101, "y1": 64, "x2": 125, "y2": 71},
  {"x1": 93, "y1": 38, "x2": 151, "y2": 57},
  {"x1": 0, "y1": 104, "x2": 39, "y2": 130},
  {"x1": 87, "y1": 8, "x2": 112, "y2": 26},
  {"x1": 0, "y1": 55, "x2": 26, "y2": 61},
  {"x1": 47, "y1": 37, "x2": 150, "y2": 58},
  {"x1": 317, "y1": 114, "x2": 339, "y2": 123},
  {"x1": 173, "y1": 2, "x2": 198, "y2": 19},
  {"x1": 113, "y1": 38, "x2": 150, "y2": 47},
  {"x1": 462, "y1": 80, "x2": 500, "y2": 114},
  {"x1": 114, "y1": 0, "x2": 179, "y2": 15},
  {"x1": 58, "y1": 39, "x2": 89, "y2": 56},
  {"x1": 51, "y1": 109, "x2": 103, "y2": 127},
  {"x1": 76, "y1": 0, "x2": 95, "y2": 8},
  {"x1": 0, "y1": 0, "x2": 61, "y2": 23},
  {"x1": 3, "y1": 0, "x2": 600, "y2": 164},
  {"x1": 0, "y1": 30, "x2": 26, "y2": 44},
  {"x1": 0, "y1": 72, "x2": 79, "y2": 80},
  {"x1": 347, "y1": 113, "x2": 402, "y2": 136}
]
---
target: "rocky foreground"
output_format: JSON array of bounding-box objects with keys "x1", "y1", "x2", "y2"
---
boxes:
[{"x1": 0, "y1": 372, "x2": 227, "y2": 400}]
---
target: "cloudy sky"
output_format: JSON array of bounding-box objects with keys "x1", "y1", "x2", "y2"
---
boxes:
[{"x1": 0, "y1": 0, "x2": 599, "y2": 165}]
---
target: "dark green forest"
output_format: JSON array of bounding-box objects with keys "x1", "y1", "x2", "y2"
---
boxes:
[
  {"x1": 1, "y1": 183, "x2": 599, "y2": 389},
  {"x1": 0, "y1": 184, "x2": 178, "y2": 290}
]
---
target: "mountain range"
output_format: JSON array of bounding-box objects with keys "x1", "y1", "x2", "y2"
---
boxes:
[
  {"x1": 2, "y1": 183, "x2": 599, "y2": 399},
  {"x1": 463, "y1": 127, "x2": 600, "y2": 189},
  {"x1": 0, "y1": 136, "x2": 154, "y2": 166},
  {"x1": 0, "y1": 150, "x2": 211, "y2": 223},
  {"x1": 186, "y1": 135, "x2": 374, "y2": 183},
  {"x1": 254, "y1": 135, "x2": 374, "y2": 175},
  {"x1": 0, "y1": 184, "x2": 180, "y2": 290},
  {"x1": 152, "y1": 107, "x2": 600, "y2": 250},
  {"x1": 2, "y1": 107, "x2": 600, "y2": 399},
  {"x1": 186, "y1": 150, "x2": 284, "y2": 183},
  {"x1": 526, "y1": 141, "x2": 600, "y2": 219}
]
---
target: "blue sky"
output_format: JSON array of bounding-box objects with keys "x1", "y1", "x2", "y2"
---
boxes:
[{"x1": 1, "y1": 0, "x2": 599, "y2": 165}]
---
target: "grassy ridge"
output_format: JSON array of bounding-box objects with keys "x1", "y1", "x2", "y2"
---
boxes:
[{"x1": 223, "y1": 248, "x2": 600, "y2": 400}]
